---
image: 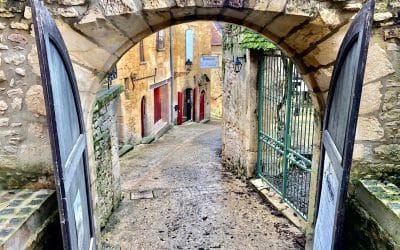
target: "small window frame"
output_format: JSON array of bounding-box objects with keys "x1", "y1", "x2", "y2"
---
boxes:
[
  {"x1": 156, "y1": 30, "x2": 165, "y2": 51},
  {"x1": 139, "y1": 40, "x2": 145, "y2": 63}
]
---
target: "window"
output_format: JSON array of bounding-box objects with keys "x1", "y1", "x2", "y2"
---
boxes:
[
  {"x1": 139, "y1": 40, "x2": 145, "y2": 63},
  {"x1": 156, "y1": 30, "x2": 165, "y2": 50},
  {"x1": 154, "y1": 87, "x2": 161, "y2": 123},
  {"x1": 185, "y1": 29, "x2": 194, "y2": 64}
]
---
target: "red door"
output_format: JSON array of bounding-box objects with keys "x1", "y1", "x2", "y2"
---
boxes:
[
  {"x1": 200, "y1": 90, "x2": 205, "y2": 121},
  {"x1": 177, "y1": 92, "x2": 183, "y2": 125},
  {"x1": 193, "y1": 88, "x2": 197, "y2": 122},
  {"x1": 141, "y1": 96, "x2": 146, "y2": 137},
  {"x1": 154, "y1": 87, "x2": 161, "y2": 123}
]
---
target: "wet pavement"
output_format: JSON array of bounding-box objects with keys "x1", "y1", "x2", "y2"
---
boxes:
[{"x1": 101, "y1": 121, "x2": 304, "y2": 250}]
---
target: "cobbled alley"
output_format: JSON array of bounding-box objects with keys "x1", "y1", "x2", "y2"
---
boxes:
[{"x1": 101, "y1": 121, "x2": 304, "y2": 249}]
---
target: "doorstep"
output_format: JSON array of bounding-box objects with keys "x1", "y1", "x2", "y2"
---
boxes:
[
  {"x1": 152, "y1": 121, "x2": 171, "y2": 139},
  {"x1": 249, "y1": 179, "x2": 306, "y2": 232}
]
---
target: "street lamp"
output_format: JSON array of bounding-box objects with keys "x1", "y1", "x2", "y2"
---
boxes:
[
  {"x1": 234, "y1": 57, "x2": 242, "y2": 73},
  {"x1": 185, "y1": 59, "x2": 193, "y2": 72},
  {"x1": 233, "y1": 55, "x2": 246, "y2": 73}
]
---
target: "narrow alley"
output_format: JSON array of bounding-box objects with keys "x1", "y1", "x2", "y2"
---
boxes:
[{"x1": 101, "y1": 122, "x2": 304, "y2": 249}]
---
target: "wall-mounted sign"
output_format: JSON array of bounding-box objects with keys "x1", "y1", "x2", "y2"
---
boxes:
[{"x1": 200, "y1": 56, "x2": 219, "y2": 68}]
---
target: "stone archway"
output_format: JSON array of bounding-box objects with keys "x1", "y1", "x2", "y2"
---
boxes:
[
  {"x1": 0, "y1": 0, "x2": 397, "y2": 247},
  {"x1": 41, "y1": 0, "x2": 360, "y2": 240},
  {"x1": 2, "y1": 0, "x2": 386, "y2": 245},
  {"x1": 50, "y1": 1, "x2": 357, "y2": 125}
]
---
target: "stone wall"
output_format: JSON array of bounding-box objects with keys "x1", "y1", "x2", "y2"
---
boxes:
[
  {"x1": 210, "y1": 43, "x2": 223, "y2": 119},
  {"x1": 92, "y1": 85, "x2": 123, "y2": 229},
  {"x1": 351, "y1": 33, "x2": 400, "y2": 187},
  {"x1": 222, "y1": 45, "x2": 259, "y2": 178},
  {"x1": 0, "y1": 1, "x2": 54, "y2": 190},
  {"x1": 344, "y1": 181, "x2": 400, "y2": 249}
]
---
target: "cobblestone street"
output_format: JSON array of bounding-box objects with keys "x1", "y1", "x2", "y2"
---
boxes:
[{"x1": 101, "y1": 121, "x2": 304, "y2": 249}]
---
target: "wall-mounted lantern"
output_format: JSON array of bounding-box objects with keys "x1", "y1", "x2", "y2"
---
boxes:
[
  {"x1": 198, "y1": 74, "x2": 210, "y2": 87},
  {"x1": 185, "y1": 59, "x2": 193, "y2": 72},
  {"x1": 233, "y1": 55, "x2": 246, "y2": 73}
]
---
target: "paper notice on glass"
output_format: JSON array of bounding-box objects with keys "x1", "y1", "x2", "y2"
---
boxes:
[
  {"x1": 313, "y1": 153, "x2": 339, "y2": 250},
  {"x1": 73, "y1": 190, "x2": 84, "y2": 250}
]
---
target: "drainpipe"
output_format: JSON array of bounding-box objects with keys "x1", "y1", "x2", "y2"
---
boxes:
[{"x1": 169, "y1": 26, "x2": 174, "y2": 124}]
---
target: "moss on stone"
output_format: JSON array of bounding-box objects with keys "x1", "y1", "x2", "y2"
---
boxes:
[
  {"x1": 94, "y1": 85, "x2": 124, "y2": 111},
  {"x1": 0, "y1": 168, "x2": 53, "y2": 190},
  {"x1": 344, "y1": 197, "x2": 397, "y2": 250}
]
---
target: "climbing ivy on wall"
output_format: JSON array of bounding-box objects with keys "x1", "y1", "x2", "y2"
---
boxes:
[
  {"x1": 223, "y1": 24, "x2": 276, "y2": 52},
  {"x1": 240, "y1": 29, "x2": 276, "y2": 51},
  {"x1": 222, "y1": 24, "x2": 242, "y2": 52}
]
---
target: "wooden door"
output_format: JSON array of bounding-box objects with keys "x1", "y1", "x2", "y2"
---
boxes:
[
  {"x1": 141, "y1": 96, "x2": 146, "y2": 138},
  {"x1": 154, "y1": 87, "x2": 161, "y2": 123},
  {"x1": 193, "y1": 88, "x2": 197, "y2": 122},
  {"x1": 313, "y1": 1, "x2": 374, "y2": 249},
  {"x1": 177, "y1": 92, "x2": 183, "y2": 125},
  {"x1": 31, "y1": 0, "x2": 96, "y2": 249},
  {"x1": 200, "y1": 90, "x2": 205, "y2": 121}
]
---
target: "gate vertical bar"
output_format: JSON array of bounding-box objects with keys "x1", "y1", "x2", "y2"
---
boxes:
[
  {"x1": 282, "y1": 60, "x2": 293, "y2": 199},
  {"x1": 257, "y1": 55, "x2": 265, "y2": 176}
]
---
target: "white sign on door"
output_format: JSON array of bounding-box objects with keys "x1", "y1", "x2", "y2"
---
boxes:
[{"x1": 313, "y1": 154, "x2": 339, "y2": 250}]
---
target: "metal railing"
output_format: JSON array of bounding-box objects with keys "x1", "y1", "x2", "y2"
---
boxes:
[{"x1": 257, "y1": 53, "x2": 315, "y2": 220}]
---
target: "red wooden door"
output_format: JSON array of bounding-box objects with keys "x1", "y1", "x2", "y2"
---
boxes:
[
  {"x1": 200, "y1": 90, "x2": 205, "y2": 121},
  {"x1": 154, "y1": 87, "x2": 161, "y2": 123},
  {"x1": 177, "y1": 92, "x2": 183, "y2": 125},
  {"x1": 193, "y1": 88, "x2": 197, "y2": 122},
  {"x1": 141, "y1": 96, "x2": 146, "y2": 137}
]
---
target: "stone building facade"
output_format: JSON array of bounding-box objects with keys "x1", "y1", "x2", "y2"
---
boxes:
[
  {"x1": 114, "y1": 27, "x2": 173, "y2": 145},
  {"x1": 0, "y1": 0, "x2": 399, "y2": 247},
  {"x1": 114, "y1": 22, "x2": 223, "y2": 145}
]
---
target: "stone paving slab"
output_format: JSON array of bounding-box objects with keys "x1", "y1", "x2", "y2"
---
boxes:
[{"x1": 0, "y1": 189, "x2": 57, "y2": 249}]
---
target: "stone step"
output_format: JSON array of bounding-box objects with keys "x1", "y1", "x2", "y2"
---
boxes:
[
  {"x1": 118, "y1": 144, "x2": 134, "y2": 157},
  {"x1": 0, "y1": 189, "x2": 59, "y2": 250}
]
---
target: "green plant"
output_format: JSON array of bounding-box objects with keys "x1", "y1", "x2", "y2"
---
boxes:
[{"x1": 240, "y1": 29, "x2": 276, "y2": 51}]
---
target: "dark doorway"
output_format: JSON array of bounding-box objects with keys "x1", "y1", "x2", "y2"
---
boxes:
[
  {"x1": 141, "y1": 96, "x2": 146, "y2": 138},
  {"x1": 200, "y1": 90, "x2": 205, "y2": 121},
  {"x1": 177, "y1": 92, "x2": 183, "y2": 125},
  {"x1": 184, "y1": 88, "x2": 192, "y2": 121}
]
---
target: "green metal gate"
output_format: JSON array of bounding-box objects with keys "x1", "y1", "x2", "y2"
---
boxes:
[{"x1": 257, "y1": 52, "x2": 315, "y2": 220}]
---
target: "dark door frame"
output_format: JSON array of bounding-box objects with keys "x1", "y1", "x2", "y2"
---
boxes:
[
  {"x1": 141, "y1": 96, "x2": 146, "y2": 138},
  {"x1": 200, "y1": 90, "x2": 206, "y2": 121},
  {"x1": 31, "y1": 0, "x2": 96, "y2": 249},
  {"x1": 184, "y1": 88, "x2": 193, "y2": 121}
]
